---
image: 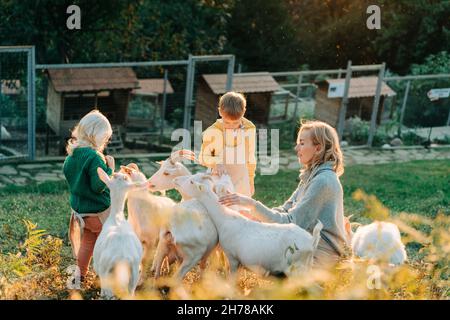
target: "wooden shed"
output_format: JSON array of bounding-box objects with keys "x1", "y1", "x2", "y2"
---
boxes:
[
  {"x1": 194, "y1": 72, "x2": 282, "y2": 130},
  {"x1": 127, "y1": 78, "x2": 174, "y2": 136},
  {"x1": 46, "y1": 67, "x2": 139, "y2": 137},
  {"x1": 315, "y1": 76, "x2": 396, "y2": 127}
]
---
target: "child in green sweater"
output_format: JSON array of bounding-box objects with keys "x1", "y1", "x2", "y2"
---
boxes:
[{"x1": 63, "y1": 110, "x2": 115, "y2": 281}]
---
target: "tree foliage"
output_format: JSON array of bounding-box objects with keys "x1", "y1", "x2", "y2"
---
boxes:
[{"x1": 0, "y1": 0, "x2": 448, "y2": 73}]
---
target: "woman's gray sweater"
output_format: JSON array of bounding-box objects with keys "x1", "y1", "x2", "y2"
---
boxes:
[{"x1": 252, "y1": 161, "x2": 348, "y2": 264}]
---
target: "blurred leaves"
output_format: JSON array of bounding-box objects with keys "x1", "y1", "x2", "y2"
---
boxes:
[{"x1": 352, "y1": 189, "x2": 390, "y2": 221}]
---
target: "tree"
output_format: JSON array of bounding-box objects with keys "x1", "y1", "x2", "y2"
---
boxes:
[
  {"x1": 389, "y1": 51, "x2": 450, "y2": 128},
  {"x1": 226, "y1": 0, "x2": 299, "y2": 71},
  {"x1": 0, "y1": 0, "x2": 232, "y2": 64},
  {"x1": 375, "y1": 0, "x2": 450, "y2": 74}
]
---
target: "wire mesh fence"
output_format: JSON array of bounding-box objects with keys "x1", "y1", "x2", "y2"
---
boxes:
[
  {"x1": 34, "y1": 62, "x2": 191, "y2": 157},
  {"x1": 0, "y1": 49, "x2": 31, "y2": 160},
  {"x1": 1, "y1": 45, "x2": 449, "y2": 161},
  {"x1": 385, "y1": 75, "x2": 450, "y2": 147}
]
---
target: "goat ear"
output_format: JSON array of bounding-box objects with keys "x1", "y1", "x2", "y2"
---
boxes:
[
  {"x1": 120, "y1": 165, "x2": 132, "y2": 175},
  {"x1": 194, "y1": 181, "x2": 204, "y2": 192},
  {"x1": 97, "y1": 167, "x2": 111, "y2": 185},
  {"x1": 198, "y1": 184, "x2": 205, "y2": 192},
  {"x1": 127, "y1": 163, "x2": 139, "y2": 171},
  {"x1": 155, "y1": 160, "x2": 164, "y2": 166}
]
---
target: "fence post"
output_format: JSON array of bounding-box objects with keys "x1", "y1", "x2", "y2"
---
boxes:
[
  {"x1": 291, "y1": 73, "x2": 303, "y2": 138},
  {"x1": 398, "y1": 80, "x2": 411, "y2": 137},
  {"x1": 337, "y1": 60, "x2": 352, "y2": 140},
  {"x1": 28, "y1": 46, "x2": 36, "y2": 160},
  {"x1": 160, "y1": 69, "x2": 168, "y2": 145},
  {"x1": 226, "y1": 55, "x2": 235, "y2": 91},
  {"x1": 447, "y1": 105, "x2": 450, "y2": 126},
  {"x1": 367, "y1": 62, "x2": 386, "y2": 147},
  {"x1": 183, "y1": 55, "x2": 194, "y2": 130}
]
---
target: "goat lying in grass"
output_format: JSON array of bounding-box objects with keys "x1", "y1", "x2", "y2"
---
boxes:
[
  {"x1": 119, "y1": 163, "x2": 176, "y2": 284},
  {"x1": 351, "y1": 221, "x2": 407, "y2": 265},
  {"x1": 173, "y1": 175, "x2": 324, "y2": 277},
  {"x1": 93, "y1": 168, "x2": 144, "y2": 299}
]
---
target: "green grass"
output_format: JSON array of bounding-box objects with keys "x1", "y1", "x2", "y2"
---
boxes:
[
  {"x1": 0, "y1": 159, "x2": 448, "y2": 257},
  {"x1": 255, "y1": 159, "x2": 449, "y2": 217},
  {"x1": 0, "y1": 159, "x2": 448, "y2": 300}
]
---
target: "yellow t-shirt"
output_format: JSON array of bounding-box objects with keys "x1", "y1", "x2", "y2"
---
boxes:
[{"x1": 198, "y1": 117, "x2": 257, "y2": 181}]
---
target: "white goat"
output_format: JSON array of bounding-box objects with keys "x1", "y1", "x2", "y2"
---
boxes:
[
  {"x1": 174, "y1": 175, "x2": 324, "y2": 276},
  {"x1": 151, "y1": 172, "x2": 228, "y2": 280},
  {"x1": 93, "y1": 168, "x2": 144, "y2": 299},
  {"x1": 351, "y1": 221, "x2": 407, "y2": 265},
  {"x1": 148, "y1": 151, "x2": 247, "y2": 279},
  {"x1": 119, "y1": 163, "x2": 176, "y2": 284},
  {"x1": 147, "y1": 149, "x2": 194, "y2": 194}
]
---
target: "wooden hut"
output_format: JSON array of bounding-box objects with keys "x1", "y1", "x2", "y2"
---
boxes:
[
  {"x1": 129, "y1": 79, "x2": 174, "y2": 129},
  {"x1": 315, "y1": 76, "x2": 396, "y2": 127},
  {"x1": 46, "y1": 67, "x2": 139, "y2": 138},
  {"x1": 194, "y1": 72, "x2": 281, "y2": 129},
  {"x1": 132, "y1": 79, "x2": 174, "y2": 98}
]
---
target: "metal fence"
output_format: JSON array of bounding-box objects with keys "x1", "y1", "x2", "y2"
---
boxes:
[
  {"x1": 0, "y1": 48, "x2": 234, "y2": 160},
  {"x1": 0, "y1": 46, "x2": 35, "y2": 161},
  {"x1": 384, "y1": 74, "x2": 450, "y2": 146},
  {"x1": 1, "y1": 45, "x2": 449, "y2": 161}
]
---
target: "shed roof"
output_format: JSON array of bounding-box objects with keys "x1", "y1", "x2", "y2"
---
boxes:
[
  {"x1": 48, "y1": 67, "x2": 139, "y2": 93},
  {"x1": 202, "y1": 72, "x2": 281, "y2": 94},
  {"x1": 132, "y1": 79, "x2": 174, "y2": 96},
  {"x1": 326, "y1": 76, "x2": 396, "y2": 98}
]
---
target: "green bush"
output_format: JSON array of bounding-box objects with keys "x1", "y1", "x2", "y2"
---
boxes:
[{"x1": 401, "y1": 131, "x2": 425, "y2": 146}]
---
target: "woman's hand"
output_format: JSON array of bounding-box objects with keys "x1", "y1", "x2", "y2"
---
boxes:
[
  {"x1": 219, "y1": 192, "x2": 256, "y2": 209},
  {"x1": 105, "y1": 155, "x2": 115, "y2": 170}
]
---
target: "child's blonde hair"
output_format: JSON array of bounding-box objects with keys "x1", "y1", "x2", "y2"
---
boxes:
[
  {"x1": 66, "y1": 110, "x2": 112, "y2": 159},
  {"x1": 298, "y1": 120, "x2": 344, "y2": 177},
  {"x1": 218, "y1": 91, "x2": 246, "y2": 120}
]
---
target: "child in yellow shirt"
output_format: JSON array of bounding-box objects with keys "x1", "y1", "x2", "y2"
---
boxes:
[{"x1": 199, "y1": 92, "x2": 257, "y2": 196}]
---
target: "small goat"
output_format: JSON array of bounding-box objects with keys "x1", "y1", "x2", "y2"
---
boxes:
[
  {"x1": 174, "y1": 175, "x2": 323, "y2": 277},
  {"x1": 351, "y1": 221, "x2": 407, "y2": 265},
  {"x1": 119, "y1": 163, "x2": 176, "y2": 284},
  {"x1": 151, "y1": 172, "x2": 228, "y2": 280},
  {"x1": 93, "y1": 168, "x2": 144, "y2": 299},
  {"x1": 147, "y1": 149, "x2": 194, "y2": 195}
]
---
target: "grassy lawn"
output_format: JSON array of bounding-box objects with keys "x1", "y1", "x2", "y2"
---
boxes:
[
  {"x1": 0, "y1": 159, "x2": 448, "y2": 299},
  {"x1": 1, "y1": 159, "x2": 448, "y2": 255}
]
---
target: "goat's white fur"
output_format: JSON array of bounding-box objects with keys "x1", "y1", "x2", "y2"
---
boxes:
[
  {"x1": 174, "y1": 175, "x2": 324, "y2": 276},
  {"x1": 93, "y1": 168, "x2": 143, "y2": 299},
  {"x1": 351, "y1": 221, "x2": 407, "y2": 265},
  {"x1": 151, "y1": 173, "x2": 235, "y2": 279},
  {"x1": 120, "y1": 164, "x2": 176, "y2": 284}
]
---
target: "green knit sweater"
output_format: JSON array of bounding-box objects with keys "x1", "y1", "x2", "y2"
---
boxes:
[{"x1": 63, "y1": 147, "x2": 112, "y2": 214}]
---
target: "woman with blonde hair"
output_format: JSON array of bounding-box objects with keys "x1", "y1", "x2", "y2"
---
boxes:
[
  {"x1": 219, "y1": 120, "x2": 348, "y2": 268},
  {"x1": 63, "y1": 109, "x2": 115, "y2": 283}
]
